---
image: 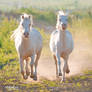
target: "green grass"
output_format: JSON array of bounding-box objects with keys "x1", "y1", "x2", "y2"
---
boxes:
[{"x1": 0, "y1": 68, "x2": 92, "y2": 91}]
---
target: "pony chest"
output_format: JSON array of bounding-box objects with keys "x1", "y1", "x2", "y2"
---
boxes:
[
  {"x1": 57, "y1": 37, "x2": 72, "y2": 54},
  {"x1": 17, "y1": 40, "x2": 33, "y2": 55},
  {"x1": 19, "y1": 46, "x2": 33, "y2": 58}
]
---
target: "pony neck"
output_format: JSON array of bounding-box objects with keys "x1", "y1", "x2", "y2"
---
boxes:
[
  {"x1": 58, "y1": 28, "x2": 66, "y2": 48},
  {"x1": 57, "y1": 28, "x2": 66, "y2": 32}
]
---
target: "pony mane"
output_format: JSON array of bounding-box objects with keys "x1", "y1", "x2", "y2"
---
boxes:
[{"x1": 10, "y1": 26, "x2": 21, "y2": 40}]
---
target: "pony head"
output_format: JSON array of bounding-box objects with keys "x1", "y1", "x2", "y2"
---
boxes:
[
  {"x1": 20, "y1": 13, "x2": 33, "y2": 38},
  {"x1": 56, "y1": 11, "x2": 68, "y2": 31}
]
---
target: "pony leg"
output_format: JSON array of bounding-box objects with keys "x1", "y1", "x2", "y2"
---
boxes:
[
  {"x1": 34, "y1": 51, "x2": 41, "y2": 80},
  {"x1": 53, "y1": 55, "x2": 58, "y2": 78},
  {"x1": 30, "y1": 55, "x2": 35, "y2": 78},
  {"x1": 62, "y1": 56, "x2": 69, "y2": 82},
  {"x1": 56, "y1": 54, "x2": 62, "y2": 76},
  {"x1": 19, "y1": 58, "x2": 27, "y2": 79},
  {"x1": 65, "y1": 57, "x2": 70, "y2": 74},
  {"x1": 25, "y1": 58, "x2": 30, "y2": 77}
]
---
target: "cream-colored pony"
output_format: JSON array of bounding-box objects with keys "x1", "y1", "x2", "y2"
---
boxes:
[
  {"x1": 11, "y1": 14, "x2": 42, "y2": 80},
  {"x1": 50, "y1": 11, "x2": 74, "y2": 81}
]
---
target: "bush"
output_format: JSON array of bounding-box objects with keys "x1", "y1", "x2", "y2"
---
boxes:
[{"x1": 15, "y1": 7, "x2": 56, "y2": 24}]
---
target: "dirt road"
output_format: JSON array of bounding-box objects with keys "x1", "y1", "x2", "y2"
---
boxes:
[{"x1": 25, "y1": 37, "x2": 92, "y2": 83}]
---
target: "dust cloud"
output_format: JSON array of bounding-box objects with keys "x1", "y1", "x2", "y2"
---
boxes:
[{"x1": 25, "y1": 37, "x2": 92, "y2": 83}]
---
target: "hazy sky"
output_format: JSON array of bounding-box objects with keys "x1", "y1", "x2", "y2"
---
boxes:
[{"x1": 0, "y1": 0, "x2": 92, "y2": 11}]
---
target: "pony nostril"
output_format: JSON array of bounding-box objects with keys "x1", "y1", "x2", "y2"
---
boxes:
[
  {"x1": 24, "y1": 32, "x2": 26, "y2": 36},
  {"x1": 27, "y1": 33, "x2": 29, "y2": 35},
  {"x1": 24, "y1": 32, "x2": 29, "y2": 37}
]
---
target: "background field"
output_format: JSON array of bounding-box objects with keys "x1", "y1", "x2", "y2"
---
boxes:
[
  {"x1": 0, "y1": 0, "x2": 92, "y2": 92},
  {"x1": 0, "y1": 0, "x2": 92, "y2": 11}
]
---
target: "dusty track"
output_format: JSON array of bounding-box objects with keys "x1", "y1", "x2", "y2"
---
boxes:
[{"x1": 25, "y1": 37, "x2": 92, "y2": 83}]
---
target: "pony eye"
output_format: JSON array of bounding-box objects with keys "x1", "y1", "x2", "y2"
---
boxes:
[
  {"x1": 29, "y1": 24, "x2": 31, "y2": 26},
  {"x1": 59, "y1": 19, "x2": 61, "y2": 21},
  {"x1": 22, "y1": 23, "x2": 24, "y2": 26}
]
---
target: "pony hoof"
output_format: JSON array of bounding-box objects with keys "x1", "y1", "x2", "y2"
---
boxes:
[
  {"x1": 30, "y1": 75, "x2": 34, "y2": 78},
  {"x1": 61, "y1": 79, "x2": 65, "y2": 83},
  {"x1": 66, "y1": 69, "x2": 70, "y2": 74},
  {"x1": 59, "y1": 73, "x2": 62, "y2": 76},
  {"x1": 23, "y1": 75, "x2": 28, "y2": 80},
  {"x1": 33, "y1": 76, "x2": 37, "y2": 81},
  {"x1": 56, "y1": 75, "x2": 59, "y2": 78},
  {"x1": 26, "y1": 71, "x2": 30, "y2": 76}
]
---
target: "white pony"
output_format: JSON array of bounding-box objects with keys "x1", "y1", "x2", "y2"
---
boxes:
[
  {"x1": 50, "y1": 11, "x2": 74, "y2": 81},
  {"x1": 11, "y1": 14, "x2": 42, "y2": 80}
]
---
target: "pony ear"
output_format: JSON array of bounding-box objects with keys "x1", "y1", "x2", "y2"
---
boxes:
[
  {"x1": 21, "y1": 15, "x2": 24, "y2": 19},
  {"x1": 58, "y1": 10, "x2": 65, "y2": 15},
  {"x1": 29, "y1": 15, "x2": 30, "y2": 19}
]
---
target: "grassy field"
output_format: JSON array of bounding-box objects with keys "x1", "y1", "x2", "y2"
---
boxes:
[{"x1": 0, "y1": 8, "x2": 92, "y2": 92}]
